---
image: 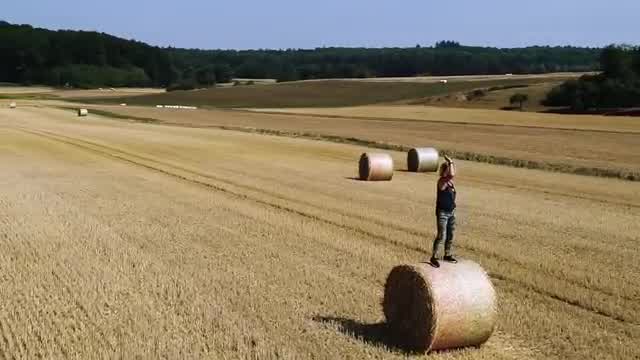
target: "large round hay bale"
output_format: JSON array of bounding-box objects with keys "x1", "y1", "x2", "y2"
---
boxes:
[
  {"x1": 9, "y1": 102, "x2": 17, "y2": 109},
  {"x1": 359, "y1": 153, "x2": 393, "y2": 181},
  {"x1": 383, "y1": 260, "x2": 496, "y2": 353},
  {"x1": 407, "y1": 148, "x2": 439, "y2": 172},
  {"x1": 77, "y1": 109, "x2": 89, "y2": 117}
]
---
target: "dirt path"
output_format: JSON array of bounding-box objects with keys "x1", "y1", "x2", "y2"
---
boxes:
[{"x1": 0, "y1": 107, "x2": 638, "y2": 359}]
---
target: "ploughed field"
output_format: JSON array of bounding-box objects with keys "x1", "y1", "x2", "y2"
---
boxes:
[{"x1": 0, "y1": 106, "x2": 638, "y2": 359}]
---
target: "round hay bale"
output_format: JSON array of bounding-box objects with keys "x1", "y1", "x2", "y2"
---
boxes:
[
  {"x1": 77, "y1": 109, "x2": 89, "y2": 117},
  {"x1": 383, "y1": 260, "x2": 496, "y2": 353},
  {"x1": 407, "y1": 148, "x2": 439, "y2": 173},
  {"x1": 9, "y1": 102, "x2": 16, "y2": 109},
  {"x1": 359, "y1": 153, "x2": 393, "y2": 181}
]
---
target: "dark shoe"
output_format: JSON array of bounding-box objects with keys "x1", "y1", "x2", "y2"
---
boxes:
[
  {"x1": 430, "y1": 257, "x2": 440, "y2": 268},
  {"x1": 443, "y1": 255, "x2": 458, "y2": 263}
]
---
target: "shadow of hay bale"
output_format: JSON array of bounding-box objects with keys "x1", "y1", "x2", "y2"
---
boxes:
[
  {"x1": 314, "y1": 315, "x2": 482, "y2": 355},
  {"x1": 313, "y1": 316, "x2": 394, "y2": 348}
]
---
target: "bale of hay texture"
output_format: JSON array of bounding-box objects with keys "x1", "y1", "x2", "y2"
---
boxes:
[
  {"x1": 383, "y1": 260, "x2": 496, "y2": 353},
  {"x1": 9, "y1": 102, "x2": 16, "y2": 109},
  {"x1": 359, "y1": 153, "x2": 394, "y2": 181},
  {"x1": 77, "y1": 109, "x2": 89, "y2": 117},
  {"x1": 407, "y1": 148, "x2": 439, "y2": 172}
]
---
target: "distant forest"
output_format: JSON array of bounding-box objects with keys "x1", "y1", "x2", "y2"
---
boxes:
[{"x1": 1, "y1": 21, "x2": 601, "y2": 88}]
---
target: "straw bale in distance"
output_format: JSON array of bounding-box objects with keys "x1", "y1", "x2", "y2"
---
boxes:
[
  {"x1": 359, "y1": 153, "x2": 393, "y2": 181},
  {"x1": 407, "y1": 148, "x2": 439, "y2": 172}
]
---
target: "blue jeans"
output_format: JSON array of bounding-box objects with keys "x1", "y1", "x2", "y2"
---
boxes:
[{"x1": 432, "y1": 210, "x2": 456, "y2": 258}]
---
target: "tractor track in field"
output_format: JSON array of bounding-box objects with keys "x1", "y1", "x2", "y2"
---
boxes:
[{"x1": 14, "y1": 126, "x2": 639, "y2": 327}]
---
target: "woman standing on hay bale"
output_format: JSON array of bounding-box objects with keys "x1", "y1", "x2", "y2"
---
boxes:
[{"x1": 430, "y1": 155, "x2": 457, "y2": 268}]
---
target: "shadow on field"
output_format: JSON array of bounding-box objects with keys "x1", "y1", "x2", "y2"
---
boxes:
[
  {"x1": 344, "y1": 177, "x2": 364, "y2": 181},
  {"x1": 313, "y1": 316, "x2": 400, "y2": 351},
  {"x1": 313, "y1": 316, "x2": 467, "y2": 356}
]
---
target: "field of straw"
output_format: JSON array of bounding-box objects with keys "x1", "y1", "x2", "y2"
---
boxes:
[
  {"x1": 77, "y1": 104, "x2": 640, "y2": 180},
  {"x1": 0, "y1": 104, "x2": 638, "y2": 359}
]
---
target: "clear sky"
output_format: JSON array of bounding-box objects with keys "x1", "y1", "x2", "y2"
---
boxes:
[{"x1": 3, "y1": 0, "x2": 637, "y2": 49}]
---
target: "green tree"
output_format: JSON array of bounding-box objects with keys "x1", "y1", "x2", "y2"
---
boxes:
[
  {"x1": 435, "y1": 40, "x2": 461, "y2": 48},
  {"x1": 196, "y1": 65, "x2": 216, "y2": 86},
  {"x1": 544, "y1": 46, "x2": 640, "y2": 111},
  {"x1": 600, "y1": 46, "x2": 632, "y2": 78},
  {"x1": 632, "y1": 49, "x2": 640, "y2": 76},
  {"x1": 213, "y1": 63, "x2": 233, "y2": 84},
  {"x1": 510, "y1": 93, "x2": 529, "y2": 111}
]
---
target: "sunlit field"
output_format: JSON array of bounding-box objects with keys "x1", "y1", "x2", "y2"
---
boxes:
[{"x1": 0, "y1": 102, "x2": 637, "y2": 359}]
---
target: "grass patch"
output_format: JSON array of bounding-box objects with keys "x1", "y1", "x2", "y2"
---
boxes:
[
  {"x1": 417, "y1": 81, "x2": 565, "y2": 112},
  {"x1": 78, "y1": 78, "x2": 570, "y2": 109}
]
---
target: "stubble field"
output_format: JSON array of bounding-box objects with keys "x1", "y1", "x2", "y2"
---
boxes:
[
  {"x1": 77, "y1": 104, "x2": 640, "y2": 180},
  {"x1": 0, "y1": 105, "x2": 638, "y2": 359}
]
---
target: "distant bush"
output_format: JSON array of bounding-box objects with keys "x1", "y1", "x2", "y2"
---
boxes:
[
  {"x1": 166, "y1": 81, "x2": 197, "y2": 92},
  {"x1": 509, "y1": 93, "x2": 529, "y2": 111},
  {"x1": 467, "y1": 89, "x2": 487, "y2": 100},
  {"x1": 543, "y1": 45, "x2": 640, "y2": 110},
  {"x1": 488, "y1": 84, "x2": 529, "y2": 92}
]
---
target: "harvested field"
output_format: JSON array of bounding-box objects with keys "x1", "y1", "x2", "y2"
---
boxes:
[
  {"x1": 0, "y1": 105, "x2": 638, "y2": 359},
  {"x1": 82, "y1": 105, "x2": 640, "y2": 180},
  {"x1": 0, "y1": 87, "x2": 163, "y2": 103},
  {"x1": 298, "y1": 72, "x2": 586, "y2": 84},
  {"x1": 92, "y1": 77, "x2": 577, "y2": 109},
  {"x1": 248, "y1": 105, "x2": 640, "y2": 133},
  {"x1": 0, "y1": 86, "x2": 55, "y2": 94}
]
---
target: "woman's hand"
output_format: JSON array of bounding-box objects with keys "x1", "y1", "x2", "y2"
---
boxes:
[
  {"x1": 444, "y1": 155, "x2": 453, "y2": 164},
  {"x1": 444, "y1": 155, "x2": 455, "y2": 178}
]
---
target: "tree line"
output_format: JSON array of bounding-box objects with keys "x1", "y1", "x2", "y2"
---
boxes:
[
  {"x1": 1, "y1": 21, "x2": 601, "y2": 89},
  {"x1": 544, "y1": 46, "x2": 640, "y2": 110}
]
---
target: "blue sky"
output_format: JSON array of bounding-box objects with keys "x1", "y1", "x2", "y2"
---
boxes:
[{"x1": 3, "y1": 0, "x2": 637, "y2": 49}]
